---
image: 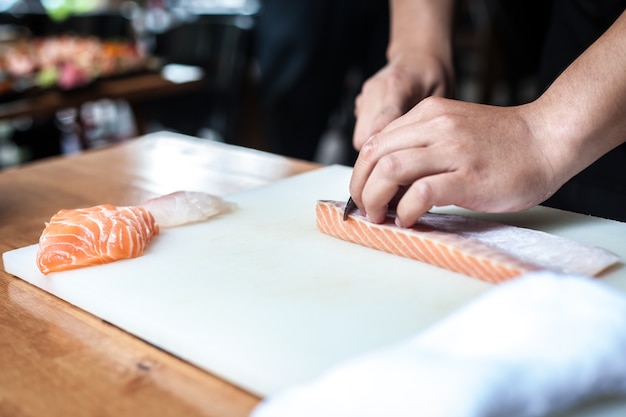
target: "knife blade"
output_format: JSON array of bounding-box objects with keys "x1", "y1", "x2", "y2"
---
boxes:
[{"x1": 343, "y1": 196, "x2": 357, "y2": 221}]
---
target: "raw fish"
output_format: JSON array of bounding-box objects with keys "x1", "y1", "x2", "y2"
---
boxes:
[
  {"x1": 316, "y1": 200, "x2": 619, "y2": 283},
  {"x1": 37, "y1": 205, "x2": 158, "y2": 274},
  {"x1": 141, "y1": 191, "x2": 237, "y2": 227},
  {"x1": 36, "y1": 191, "x2": 236, "y2": 274}
]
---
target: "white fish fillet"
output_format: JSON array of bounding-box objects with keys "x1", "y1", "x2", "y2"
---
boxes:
[{"x1": 141, "y1": 191, "x2": 237, "y2": 227}]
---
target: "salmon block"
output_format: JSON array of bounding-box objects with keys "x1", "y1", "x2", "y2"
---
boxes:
[
  {"x1": 316, "y1": 200, "x2": 619, "y2": 283},
  {"x1": 37, "y1": 204, "x2": 159, "y2": 275}
]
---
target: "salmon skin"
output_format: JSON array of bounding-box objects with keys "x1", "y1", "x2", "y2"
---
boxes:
[
  {"x1": 36, "y1": 204, "x2": 159, "y2": 275},
  {"x1": 316, "y1": 200, "x2": 620, "y2": 284}
]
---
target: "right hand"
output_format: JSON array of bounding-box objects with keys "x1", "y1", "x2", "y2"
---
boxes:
[{"x1": 349, "y1": 97, "x2": 564, "y2": 228}]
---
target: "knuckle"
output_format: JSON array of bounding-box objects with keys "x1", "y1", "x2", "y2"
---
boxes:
[
  {"x1": 447, "y1": 136, "x2": 470, "y2": 157},
  {"x1": 411, "y1": 180, "x2": 435, "y2": 204},
  {"x1": 417, "y1": 95, "x2": 445, "y2": 112},
  {"x1": 354, "y1": 94, "x2": 363, "y2": 113},
  {"x1": 434, "y1": 111, "x2": 462, "y2": 132},
  {"x1": 377, "y1": 153, "x2": 405, "y2": 179},
  {"x1": 360, "y1": 76, "x2": 380, "y2": 95},
  {"x1": 382, "y1": 70, "x2": 406, "y2": 92},
  {"x1": 359, "y1": 137, "x2": 381, "y2": 162}
]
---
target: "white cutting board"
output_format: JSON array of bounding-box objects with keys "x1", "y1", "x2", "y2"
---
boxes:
[{"x1": 4, "y1": 165, "x2": 626, "y2": 409}]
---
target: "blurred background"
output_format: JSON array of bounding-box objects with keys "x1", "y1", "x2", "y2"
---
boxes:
[{"x1": 0, "y1": 0, "x2": 550, "y2": 169}]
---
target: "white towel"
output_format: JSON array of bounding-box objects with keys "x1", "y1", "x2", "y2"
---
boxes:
[{"x1": 251, "y1": 271, "x2": 626, "y2": 417}]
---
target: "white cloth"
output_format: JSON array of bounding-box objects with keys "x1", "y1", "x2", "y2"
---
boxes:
[{"x1": 251, "y1": 272, "x2": 626, "y2": 417}]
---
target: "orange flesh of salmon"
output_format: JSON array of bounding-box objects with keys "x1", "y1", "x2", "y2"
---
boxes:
[
  {"x1": 316, "y1": 200, "x2": 619, "y2": 284},
  {"x1": 36, "y1": 204, "x2": 159, "y2": 274}
]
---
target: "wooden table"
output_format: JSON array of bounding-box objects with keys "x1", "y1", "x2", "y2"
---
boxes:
[{"x1": 0, "y1": 132, "x2": 318, "y2": 417}]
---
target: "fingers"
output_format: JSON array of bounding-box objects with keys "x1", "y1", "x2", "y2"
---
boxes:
[
  {"x1": 351, "y1": 140, "x2": 455, "y2": 225},
  {"x1": 348, "y1": 98, "x2": 549, "y2": 228},
  {"x1": 353, "y1": 100, "x2": 402, "y2": 151},
  {"x1": 394, "y1": 174, "x2": 461, "y2": 227},
  {"x1": 352, "y1": 63, "x2": 429, "y2": 151},
  {"x1": 349, "y1": 98, "x2": 470, "y2": 227},
  {"x1": 354, "y1": 149, "x2": 470, "y2": 228},
  {"x1": 349, "y1": 95, "x2": 553, "y2": 228},
  {"x1": 350, "y1": 110, "x2": 442, "y2": 199},
  {"x1": 349, "y1": 130, "x2": 415, "y2": 219}
]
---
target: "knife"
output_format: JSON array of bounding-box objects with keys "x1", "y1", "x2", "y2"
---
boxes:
[{"x1": 343, "y1": 196, "x2": 357, "y2": 221}]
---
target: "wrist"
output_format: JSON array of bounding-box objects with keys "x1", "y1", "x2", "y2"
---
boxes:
[
  {"x1": 387, "y1": 0, "x2": 454, "y2": 62},
  {"x1": 519, "y1": 97, "x2": 590, "y2": 196}
]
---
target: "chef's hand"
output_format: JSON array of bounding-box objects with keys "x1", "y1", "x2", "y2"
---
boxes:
[
  {"x1": 349, "y1": 97, "x2": 565, "y2": 227},
  {"x1": 353, "y1": 51, "x2": 453, "y2": 151},
  {"x1": 350, "y1": 10, "x2": 626, "y2": 228}
]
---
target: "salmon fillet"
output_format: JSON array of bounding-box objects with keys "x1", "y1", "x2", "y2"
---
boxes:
[
  {"x1": 36, "y1": 204, "x2": 159, "y2": 274},
  {"x1": 316, "y1": 200, "x2": 619, "y2": 283}
]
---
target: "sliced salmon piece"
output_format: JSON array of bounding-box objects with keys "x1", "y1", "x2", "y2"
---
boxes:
[
  {"x1": 35, "y1": 191, "x2": 235, "y2": 275},
  {"x1": 36, "y1": 204, "x2": 159, "y2": 274},
  {"x1": 316, "y1": 200, "x2": 619, "y2": 283}
]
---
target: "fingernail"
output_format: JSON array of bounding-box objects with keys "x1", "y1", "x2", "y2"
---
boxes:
[{"x1": 394, "y1": 216, "x2": 404, "y2": 228}]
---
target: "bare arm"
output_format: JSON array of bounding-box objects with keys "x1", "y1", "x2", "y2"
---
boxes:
[
  {"x1": 352, "y1": 0, "x2": 456, "y2": 150},
  {"x1": 528, "y1": 10, "x2": 626, "y2": 189},
  {"x1": 349, "y1": 10, "x2": 626, "y2": 227}
]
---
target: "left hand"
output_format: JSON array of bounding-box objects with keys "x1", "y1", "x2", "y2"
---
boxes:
[{"x1": 353, "y1": 50, "x2": 453, "y2": 151}]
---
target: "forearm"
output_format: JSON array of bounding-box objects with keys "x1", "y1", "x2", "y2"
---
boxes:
[
  {"x1": 527, "y1": 10, "x2": 626, "y2": 185},
  {"x1": 387, "y1": 0, "x2": 455, "y2": 61}
]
